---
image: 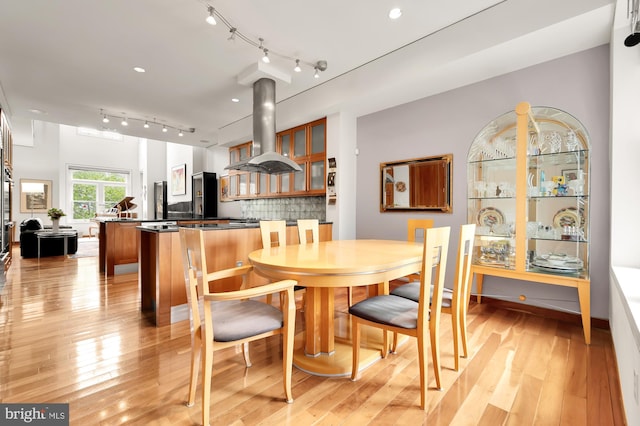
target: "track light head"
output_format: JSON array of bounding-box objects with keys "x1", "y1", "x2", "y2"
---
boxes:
[
  {"x1": 294, "y1": 59, "x2": 301, "y2": 72},
  {"x1": 625, "y1": 21, "x2": 640, "y2": 46},
  {"x1": 206, "y1": 6, "x2": 217, "y2": 25},
  {"x1": 625, "y1": 32, "x2": 640, "y2": 46},
  {"x1": 262, "y1": 49, "x2": 270, "y2": 63},
  {"x1": 316, "y1": 60, "x2": 328, "y2": 72}
]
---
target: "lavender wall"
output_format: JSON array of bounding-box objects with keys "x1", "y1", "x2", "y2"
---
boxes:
[{"x1": 356, "y1": 45, "x2": 610, "y2": 319}]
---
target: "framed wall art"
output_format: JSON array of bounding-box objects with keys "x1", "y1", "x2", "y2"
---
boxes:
[
  {"x1": 171, "y1": 164, "x2": 186, "y2": 195},
  {"x1": 20, "y1": 179, "x2": 52, "y2": 213}
]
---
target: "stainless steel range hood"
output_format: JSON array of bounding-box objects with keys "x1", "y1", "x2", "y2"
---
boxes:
[{"x1": 225, "y1": 78, "x2": 302, "y2": 174}]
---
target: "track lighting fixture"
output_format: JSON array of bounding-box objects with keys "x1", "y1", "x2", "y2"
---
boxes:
[
  {"x1": 98, "y1": 110, "x2": 195, "y2": 136},
  {"x1": 202, "y1": 3, "x2": 327, "y2": 77},
  {"x1": 206, "y1": 6, "x2": 217, "y2": 25}
]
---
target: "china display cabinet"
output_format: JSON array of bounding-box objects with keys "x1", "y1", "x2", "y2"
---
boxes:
[{"x1": 467, "y1": 101, "x2": 591, "y2": 343}]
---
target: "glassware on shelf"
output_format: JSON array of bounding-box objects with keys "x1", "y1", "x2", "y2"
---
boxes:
[{"x1": 565, "y1": 130, "x2": 579, "y2": 151}]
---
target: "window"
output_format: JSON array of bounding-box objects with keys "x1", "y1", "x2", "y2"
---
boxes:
[
  {"x1": 68, "y1": 167, "x2": 130, "y2": 221},
  {"x1": 76, "y1": 127, "x2": 123, "y2": 141}
]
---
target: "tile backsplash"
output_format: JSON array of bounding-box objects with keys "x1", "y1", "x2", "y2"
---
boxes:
[{"x1": 240, "y1": 196, "x2": 326, "y2": 221}]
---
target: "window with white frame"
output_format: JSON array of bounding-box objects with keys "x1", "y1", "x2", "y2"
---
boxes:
[{"x1": 68, "y1": 166, "x2": 130, "y2": 221}]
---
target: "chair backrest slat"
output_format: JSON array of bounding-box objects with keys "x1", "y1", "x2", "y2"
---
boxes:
[
  {"x1": 297, "y1": 219, "x2": 319, "y2": 244},
  {"x1": 260, "y1": 220, "x2": 287, "y2": 248},
  {"x1": 452, "y1": 224, "x2": 476, "y2": 314},
  {"x1": 407, "y1": 219, "x2": 434, "y2": 243},
  {"x1": 417, "y1": 226, "x2": 450, "y2": 329},
  {"x1": 180, "y1": 227, "x2": 209, "y2": 333}
]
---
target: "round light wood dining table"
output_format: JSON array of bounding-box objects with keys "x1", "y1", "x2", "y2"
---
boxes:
[{"x1": 248, "y1": 239, "x2": 423, "y2": 376}]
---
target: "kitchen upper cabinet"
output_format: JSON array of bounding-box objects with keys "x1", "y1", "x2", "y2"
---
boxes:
[
  {"x1": 278, "y1": 118, "x2": 326, "y2": 196},
  {"x1": 221, "y1": 117, "x2": 326, "y2": 201}
]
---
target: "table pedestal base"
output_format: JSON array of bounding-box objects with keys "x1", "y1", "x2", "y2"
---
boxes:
[{"x1": 293, "y1": 324, "x2": 410, "y2": 377}]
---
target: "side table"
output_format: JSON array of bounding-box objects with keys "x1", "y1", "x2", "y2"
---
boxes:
[{"x1": 35, "y1": 230, "x2": 78, "y2": 258}]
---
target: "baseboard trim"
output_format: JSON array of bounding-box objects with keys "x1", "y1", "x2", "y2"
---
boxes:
[{"x1": 476, "y1": 296, "x2": 609, "y2": 330}]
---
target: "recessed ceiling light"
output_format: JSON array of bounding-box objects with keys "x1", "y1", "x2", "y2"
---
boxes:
[
  {"x1": 28, "y1": 108, "x2": 46, "y2": 114},
  {"x1": 231, "y1": 98, "x2": 240, "y2": 103},
  {"x1": 389, "y1": 8, "x2": 402, "y2": 19},
  {"x1": 133, "y1": 67, "x2": 146, "y2": 73}
]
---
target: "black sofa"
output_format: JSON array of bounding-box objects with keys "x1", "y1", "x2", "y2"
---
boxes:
[{"x1": 20, "y1": 218, "x2": 78, "y2": 258}]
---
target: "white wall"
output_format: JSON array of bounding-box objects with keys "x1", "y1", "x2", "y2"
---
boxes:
[
  {"x1": 609, "y1": 0, "x2": 640, "y2": 420},
  {"x1": 166, "y1": 142, "x2": 193, "y2": 204},
  {"x1": 326, "y1": 111, "x2": 357, "y2": 240},
  {"x1": 144, "y1": 139, "x2": 167, "y2": 218}
]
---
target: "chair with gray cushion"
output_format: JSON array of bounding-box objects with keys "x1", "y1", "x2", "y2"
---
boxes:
[
  {"x1": 391, "y1": 223, "x2": 476, "y2": 371},
  {"x1": 179, "y1": 227, "x2": 296, "y2": 426},
  {"x1": 349, "y1": 226, "x2": 450, "y2": 410}
]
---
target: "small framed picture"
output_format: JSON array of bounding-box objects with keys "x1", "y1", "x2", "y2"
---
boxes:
[
  {"x1": 562, "y1": 169, "x2": 580, "y2": 182},
  {"x1": 171, "y1": 164, "x2": 187, "y2": 195},
  {"x1": 20, "y1": 179, "x2": 52, "y2": 213}
]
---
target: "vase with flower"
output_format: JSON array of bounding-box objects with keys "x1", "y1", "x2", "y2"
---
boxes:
[{"x1": 48, "y1": 208, "x2": 66, "y2": 233}]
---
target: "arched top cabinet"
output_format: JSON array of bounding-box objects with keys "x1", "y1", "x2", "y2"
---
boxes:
[{"x1": 467, "y1": 101, "x2": 592, "y2": 343}]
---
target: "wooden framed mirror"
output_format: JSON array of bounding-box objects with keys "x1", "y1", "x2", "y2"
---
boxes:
[{"x1": 380, "y1": 154, "x2": 453, "y2": 212}]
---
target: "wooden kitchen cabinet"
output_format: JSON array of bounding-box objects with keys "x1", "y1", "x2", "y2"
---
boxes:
[{"x1": 222, "y1": 117, "x2": 326, "y2": 200}]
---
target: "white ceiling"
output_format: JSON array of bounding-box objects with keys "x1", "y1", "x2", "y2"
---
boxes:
[{"x1": 0, "y1": 0, "x2": 618, "y2": 148}]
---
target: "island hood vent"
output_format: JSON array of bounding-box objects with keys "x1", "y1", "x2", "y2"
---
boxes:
[{"x1": 225, "y1": 77, "x2": 302, "y2": 175}]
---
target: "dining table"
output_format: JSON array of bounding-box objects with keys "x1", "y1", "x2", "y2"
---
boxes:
[{"x1": 248, "y1": 239, "x2": 423, "y2": 376}]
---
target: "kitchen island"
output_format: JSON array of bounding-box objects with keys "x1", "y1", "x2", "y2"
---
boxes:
[
  {"x1": 138, "y1": 221, "x2": 333, "y2": 326},
  {"x1": 95, "y1": 217, "x2": 229, "y2": 276}
]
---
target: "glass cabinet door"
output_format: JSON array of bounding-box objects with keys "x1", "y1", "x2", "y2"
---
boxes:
[
  {"x1": 467, "y1": 111, "x2": 518, "y2": 270},
  {"x1": 524, "y1": 107, "x2": 590, "y2": 278}
]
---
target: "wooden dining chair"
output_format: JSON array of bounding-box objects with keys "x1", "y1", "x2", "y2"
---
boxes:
[
  {"x1": 259, "y1": 220, "x2": 287, "y2": 248},
  {"x1": 402, "y1": 219, "x2": 434, "y2": 282},
  {"x1": 296, "y1": 219, "x2": 319, "y2": 245},
  {"x1": 298, "y1": 219, "x2": 353, "y2": 306},
  {"x1": 391, "y1": 223, "x2": 476, "y2": 371},
  {"x1": 179, "y1": 227, "x2": 296, "y2": 426},
  {"x1": 349, "y1": 226, "x2": 450, "y2": 409},
  {"x1": 260, "y1": 220, "x2": 306, "y2": 307},
  {"x1": 296, "y1": 219, "x2": 353, "y2": 307}
]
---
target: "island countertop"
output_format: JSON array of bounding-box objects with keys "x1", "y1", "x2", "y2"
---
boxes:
[{"x1": 136, "y1": 220, "x2": 332, "y2": 233}]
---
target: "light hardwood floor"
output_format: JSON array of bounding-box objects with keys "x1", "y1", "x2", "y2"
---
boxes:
[{"x1": 0, "y1": 246, "x2": 626, "y2": 425}]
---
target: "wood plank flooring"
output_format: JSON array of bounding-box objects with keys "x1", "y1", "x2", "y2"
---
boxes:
[{"x1": 0, "y1": 246, "x2": 626, "y2": 425}]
